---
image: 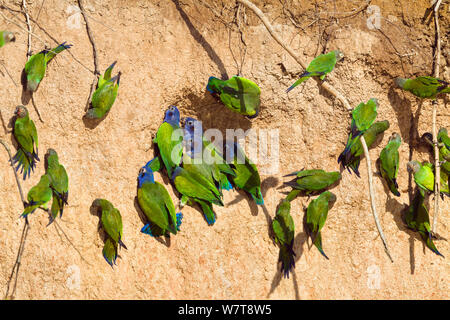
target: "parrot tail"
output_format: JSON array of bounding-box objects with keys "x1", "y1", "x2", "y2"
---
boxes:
[
  {"x1": 279, "y1": 243, "x2": 296, "y2": 279},
  {"x1": 176, "y1": 212, "x2": 183, "y2": 231},
  {"x1": 390, "y1": 178, "x2": 401, "y2": 197},
  {"x1": 422, "y1": 232, "x2": 444, "y2": 258},
  {"x1": 45, "y1": 42, "x2": 72, "y2": 63},
  {"x1": 219, "y1": 175, "x2": 233, "y2": 191},
  {"x1": 118, "y1": 233, "x2": 128, "y2": 250},
  {"x1": 197, "y1": 200, "x2": 216, "y2": 225},
  {"x1": 251, "y1": 187, "x2": 264, "y2": 205},
  {"x1": 21, "y1": 201, "x2": 38, "y2": 218},
  {"x1": 286, "y1": 71, "x2": 325, "y2": 93},
  {"x1": 141, "y1": 223, "x2": 157, "y2": 237},
  {"x1": 12, "y1": 148, "x2": 37, "y2": 180},
  {"x1": 313, "y1": 232, "x2": 329, "y2": 260},
  {"x1": 102, "y1": 238, "x2": 118, "y2": 268}
]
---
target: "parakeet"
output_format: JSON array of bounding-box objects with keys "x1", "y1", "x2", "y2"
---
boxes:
[
  {"x1": 338, "y1": 98, "x2": 379, "y2": 172},
  {"x1": 438, "y1": 128, "x2": 450, "y2": 150},
  {"x1": 12, "y1": 105, "x2": 39, "y2": 180},
  {"x1": 421, "y1": 131, "x2": 450, "y2": 174},
  {"x1": 206, "y1": 76, "x2": 261, "y2": 118},
  {"x1": 224, "y1": 141, "x2": 264, "y2": 205},
  {"x1": 305, "y1": 191, "x2": 337, "y2": 259},
  {"x1": 272, "y1": 199, "x2": 295, "y2": 278},
  {"x1": 395, "y1": 76, "x2": 449, "y2": 99},
  {"x1": 85, "y1": 62, "x2": 121, "y2": 119},
  {"x1": 24, "y1": 42, "x2": 72, "y2": 92},
  {"x1": 92, "y1": 198, "x2": 127, "y2": 267},
  {"x1": 0, "y1": 31, "x2": 15, "y2": 47},
  {"x1": 21, "y1": 174, "x2": 52, "y2": 218},
  {"x1": 137, "y1": 158, "x2": 183, "y2": 237},
  {"x1": 404, "y1": 190, "x2": 443, "y2": 257},
  {"x1": 379, "y1": 133, "x2": 401, "y2": 196},
  {"x1": 407, "y1": 161, "x2": 449, "y2": 198},
  {"x1": 284, "y1": 169, "x2": 341, "y2": 196},
  {"x1": 286, "y1": 50, "x2": 344, "y2": 93},
  {"x1": 153, "y1": 106, "x2": 183, "y2": 177},
  {"x1": 45, "y1": 148, "x2": 69, "y2": 223}
]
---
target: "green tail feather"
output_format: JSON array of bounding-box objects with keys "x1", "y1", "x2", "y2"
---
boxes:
[{"x1": 196, "y1": 200, "x2": 216, "y2": 225}]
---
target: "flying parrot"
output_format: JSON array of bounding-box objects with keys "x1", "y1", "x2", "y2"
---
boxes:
[
  {"x1": 379, "y1": 132, "x2": 401, "y2": 196},
  {"x1": 12, "y1": 105, "x2": 39, "y2": 180},
  {"x1": 153, "y1": 106, "x2": 183, "y2": 177},
  {"x1": 404, "y1": 190, "x2": 443, "y2": 257},
  {"x1": 224, "y1": 141, "x2": 264, "y2": 205},
  {"x1": 338, "y1": 98, "x2": 378, "y2": 171},
  {"x1": 272, "y1": 199, "x2": 295, "y2": 278},
  {"x1": 0, "y1": 31, "x2": 15, "y2": 48},
  {"x1": 304, "y1": 191, "x2": 337, "y2": 260},
  {"x1": 45, "y1": 148, "x2": 69, "y2": 223},
  {"x1": 24, "y1": 42, "x2": 72, "y2": 92},
  {"x1": 85, "y1": 62, "x2": 121, "y2": 119},
  {"x1": 407, "y1": 161, "x2": 449, "y2": 198},
  {"x1": 286, "y1": 50, "x2": 344, "y2": 93},
  {"x1": 395, "y1": 76, "x2": 450, "y2": 99},
  {"x1": 21, "y1": 174, "x2": 52, "y2": 218},
  {"x1": 92, "y1": 198, "x2": 127, "y2": 267},
  {"x1": 283, "y1": 169, "x2": 341, "y2": 196},
  {"x1": 206, "y1": 76, "x2": 261, "y2": 118},
  {"x1": 137, "y1": 158, "x2": 183, "y2": 237}
]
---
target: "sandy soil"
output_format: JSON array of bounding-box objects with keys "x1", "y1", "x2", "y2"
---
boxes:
[{"x1": 0, "y1": 0, "x2": 449, "y2": 299}]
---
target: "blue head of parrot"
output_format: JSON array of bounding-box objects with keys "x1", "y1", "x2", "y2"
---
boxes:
[
  {"x1": 164, "y1": 105, "x2": 180, "y2": 126},
  {"x1": 138, "y1": 160, "x2": 156, "y2": 188}
]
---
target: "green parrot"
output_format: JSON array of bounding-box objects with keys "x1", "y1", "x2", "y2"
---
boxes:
[
  {"x1": 206, "y1": 76, "x2": 261, "y2": 118},
  {"x1": 407, "y1": 161, "x2": 449, "y2": 198},
  {"x1": 284, "y1": 169, "x2": 341, "y2": 196},
  {"x1": 0, "y1": 31, "x2": 15, "y2": 47},
  {"x1": 305, "y1": 191, "x2": 337, "y2": 260},
  {"x1": 12, "y1": 105, "x2": 39, "y2": 180},
  {"x1": 85, "y1": 62, "x2": 121, "y2": 119},
  {"x1": 45, "y1": 148, "x2": 69, "y2": 223},
  {"x1": 272, "y1": 199, "x2": 295, "y2": 278},
  {"x1": 338, "y1": 98, "x2": 379, "y2": 172},
  {"x1": 21, "y1": 174, "x2": 52, "y2": 218},
  {"x1": 379, "y1": 132, "x2": 402, "y2": 196},
  {"x1": 153, "y1": 106, "x2": 183, "y2": 177},
  {"x1": 224, "y1": 141, "x2": 264, "y2": 205},
  {"x1": 137, "y1": 158, "x2": 183, "y2": 237},
  {"x1": 421, "y1": 131, "x2": 450, "y2": 174},
  {"x1": 404, "y1": 190, "x2": 443, "y2": 257},
  {"x1": 24, "y1": 42, "x2": 72, "y2": 92},
  {"x1": 286, "y1": 50, "x2": 344, "y2": 92},
  {"x1": 92, "y1": 198, "x2": 127, "y2": 267},
  {"x1": 438, "y1": 128, "x2": 450, "y2": 150},
  {"x1": 395, "y1": 76, "x2": 450, "y2": 99}
]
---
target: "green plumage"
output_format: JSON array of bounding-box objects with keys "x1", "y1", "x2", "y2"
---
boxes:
[
  {"x1": 0, "y1": 31, "x2": 15, "y2": 47},
  {"x1": 407, "y1": 161, "x2": 449, "y2": 197},
  {"x1": 272, "y1": 199, "x2": 295, "y2": 278},
  {"x1": 395, "y1": 76, "x2": 450, "y2": 99},
  {"x1": 284, "y1": 169, "x2": 341, "y2": 196},
  {"x1": 154, "y1": 119, "x2": 183, "y2": 178},
  {"x1": 379, "y1": 133, "x2": 401, "y2": 196},
  {"x1": 45, "y1": 149, "x2": 69, "y2": 222},
  {"x1": 207, "y1": 76, "x2": 261, "y2": 117},
  {"x1": 21, "y1": 174, "x2": 52, "y2": 218},
  {"x1": 305, "y1": 191, "x2": 336, "y2": 259}
]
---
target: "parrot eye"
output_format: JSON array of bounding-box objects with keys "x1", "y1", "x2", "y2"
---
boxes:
[
  {"x1": 188, "y1": 121, "x2": 193, "y2": 126},
  {"x1": 170, "y1": 106, "x2": 175, "y2": 111}
]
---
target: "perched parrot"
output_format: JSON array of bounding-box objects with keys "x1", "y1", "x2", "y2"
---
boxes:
[
  {"x1": 24, "y1": 42, "x2": 72, "y2": 92},
  {"x1": 206, "y1": 76, "x2": 261, "y2": 118},
  {"x1": 438, "y1": 128, "x2": 450, "y2": 150},
  {"x1": 338, "y1": 98, "x2": 378, "y2": 171},
  {"x1": 153, "y1": 106, "x2": 183, "y2": 177},
  {"x1": 395, "y1": 76, "x2": 449, "y2": 99},
  {"x1": 379, "y1": 133, "x2": 401, "y2": 196},
  {"x1": 407, "y1": 161, "x2": 449, "y2": 198},
  {"x1": 224, "y1": 141, "x2": 264, "y2": 205},
  {"x1": 45, "y1": 148, "x2": 69, "y2": 223},
  {"x1": 12, "y1": 105, "x2": 39, "y2": 180},
  {"x1": 286, "y1": 50, "x2": 344, "y2": 93},
  {"x1": 404, "y1": 190, "x2": 443, "y2": 257},
  {"x1": 272, "y1": 199, "x2": 295, "y2": 278},
  {"x1": 137, "y1": 158, "x2": 183, "y2": 237},
  {"x1": 304, "y1": 191, "x2": 337, "y2": 260},
  {"x1": 421, "y1": 131, "x2": 450, "y2": 174},
  {"x1": 21, "y1": 174, "x2": 52, "y2": 218},
  {"x1": 0, "y1": 31, "x2": 15, "y2": 47},
  {"x1": 92, "y1": 198, "x2": 127, "y2": 267},
  {"x1": 283, "y1": 169, "x2": 341, "y2": 196},
  {"x1": 85, "y1": 62, "x2": 121, "y2": 119}
]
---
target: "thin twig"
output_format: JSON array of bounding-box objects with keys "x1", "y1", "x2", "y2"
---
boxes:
[
  {"x1": 21, "y1": 0, "x2": 32, "y2": 58},
  {"x1": 360, "y1": 136, "x2": 393, "y2": 262},
  {"x1": 0, "y1": 139, "x2": 25, "y2": 204},
  {"x1": 236, "y1": 0, "x2": 352, "y2": 111},
  {"x1": 0, "y1": 61, "x2": 18, "y2": 87}
]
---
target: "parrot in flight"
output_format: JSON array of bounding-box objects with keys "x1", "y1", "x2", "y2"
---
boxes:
[
  {"x1": 304, "y1": 191, "x2": 337, "y2": 260},
  {"x1": 137, "y1": 158, "x2": 183, "y2": 237},
  {"x1": 283, "y1": 169, "x2": 341, "y2": 197},
  {"x1": 21, "y1": 174, "x2": 52, "y2": 218},
  {"x1": 272, "y1": 199, "x2": 295, "y2": 278},
  {"x1": 407, "y1": 161, "x2": 449, "y2": 198},
  {"x1": 379, "y1": 133, "x2": 401, "y2": 196},
  {"x1": 45, "y1": 148, "x2": 69, "y2": 224},
  {"x1": 24, "y1": 42, "x2": 72, "y2": 92},
  {"x1": 395, "y1": 76, "x2": 449, "y2": 99},
  {"x1": 12, "y1": 105, "x2": 39, "y2": 180},
  {"x1": 286, "y1": 50, "x2": 344, "y2": 93},
  {"x1": 85, "y1": 61, "x2": 121, "y2": 119},
  {"x1": 206, "y1": 76, "x2": 261, "y2": 118},
  {"x1": 92, "y1": 198, "x2": 127, "y2": 267},
  {"x1": 404, "y1": 190, "x2": 443, "y2": 257},
  {"x1": 0, "y1": 31, "x2": 15, "y2": 47},
  {"x1": 338, "y1": 98, "x2": 378, "y2": 172}
]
